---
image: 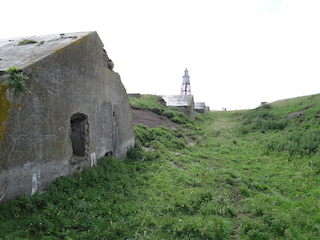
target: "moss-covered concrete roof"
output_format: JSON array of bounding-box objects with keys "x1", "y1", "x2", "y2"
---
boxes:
[{"x1": 0, "y1": 32, "x2": 93, "y2": 71}]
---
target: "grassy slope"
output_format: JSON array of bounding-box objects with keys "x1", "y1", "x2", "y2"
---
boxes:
[{"x1": 0, "y1": 94, "x2": 320, "y2": 239}]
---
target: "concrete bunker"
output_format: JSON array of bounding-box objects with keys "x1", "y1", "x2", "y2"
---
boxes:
[
  {"x1": 195, "y1": 102, "x2": 207, "y2": 114},
  {"x1": 0, "y1": 31, "x2": 135, "y2": 202},
  {"x1": 161, "y1": 95, "x2": 195, "y2": 120}
]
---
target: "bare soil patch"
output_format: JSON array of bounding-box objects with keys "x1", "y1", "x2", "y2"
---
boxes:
[
  {"x1": 131, "y1": 108, "x2": 177, "y2": 129},
  {"x1": 287, "y1": 105, "x2": 315, "y2": 119}
]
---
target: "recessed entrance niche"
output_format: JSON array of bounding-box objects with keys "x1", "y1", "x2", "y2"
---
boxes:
[{"x1": 70, "y1": 113, "x2": 89, "y2": 157}]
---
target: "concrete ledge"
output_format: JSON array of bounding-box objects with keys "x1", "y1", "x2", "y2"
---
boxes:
[{"x1": 128, "y1": 93, "x2": 141, "y2": 98}]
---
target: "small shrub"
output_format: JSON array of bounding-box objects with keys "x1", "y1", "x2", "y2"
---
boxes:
[
  {"x1": 171, "y1": 116, "x2": 188, "y2": 124},
  {"x1": 4, "y1": 67, "x2": 28, "y2": 94},
  {"x1": 151, "y1": 107, "x2": 163, "y2": 115},
  {"x1": 126, "y1": 144, "x2": 144, "y2": 160},
  {"x1": 260, "y1": 103, "x2": 272, "y2": 110},
  {"x1": 107, "y1": 59, "x2": 114, "y2": 70},
  {"x1": 163, "y1": 110, "x2": 175, "y2": 119}
]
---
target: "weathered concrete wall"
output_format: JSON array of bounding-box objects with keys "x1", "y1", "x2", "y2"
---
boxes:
[
  {"x1": 0, "y1": 32, "x2": 134, "y2": 202},
  {"x1": 127, "y1": 93, "x2": 141, "y2": 98},
  {"x1": 195, "y1": 102, "x2": 206, "y2": 114}
]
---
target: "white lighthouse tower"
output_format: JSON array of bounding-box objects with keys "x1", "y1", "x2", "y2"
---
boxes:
[{"x1": 180, "y1": 68, "x2": 191, "y2": 95}]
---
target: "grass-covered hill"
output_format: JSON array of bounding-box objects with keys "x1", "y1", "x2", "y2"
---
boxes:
[{"x1": 1, "y1": 94, "x2": 320, "y2": 239}]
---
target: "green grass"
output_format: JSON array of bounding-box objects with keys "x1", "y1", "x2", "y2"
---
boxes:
[
  {"x1": 129, "y1": 94, "x2": 191, "y2": 124},
  {"x1": 1, "y1": 94, "x2": 320, "y2": 239},
  {"x1": 129, "y1": 94, "x2": 166, "y2": 113}
]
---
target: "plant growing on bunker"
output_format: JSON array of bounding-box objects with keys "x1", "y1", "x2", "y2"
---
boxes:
[
  {"x1": 4, "y1": 67, "x2": 29, "y2": 94},
  {"x1": 107, "y1": 59, "x2": 114, "y2": 70},
  {"x1": 59, "y1": 33, "x2": 77, "y2": 39},
  {"x1": 18, "y1": 39, "x2": 38, "y2": 45}
]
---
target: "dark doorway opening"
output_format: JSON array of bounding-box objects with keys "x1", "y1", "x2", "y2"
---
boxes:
[{"x1": 70, "y1": 113, "x2": 88, "y2": 157}]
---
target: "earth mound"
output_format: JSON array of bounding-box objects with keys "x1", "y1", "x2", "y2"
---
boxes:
[{"x1": 131, "y1": 108, "x2": 177, "y2": 129}]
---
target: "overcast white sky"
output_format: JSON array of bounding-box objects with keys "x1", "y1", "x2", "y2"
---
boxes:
[{"x1": 1, "y1": 0, "x2": 320, "y2": 110}]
